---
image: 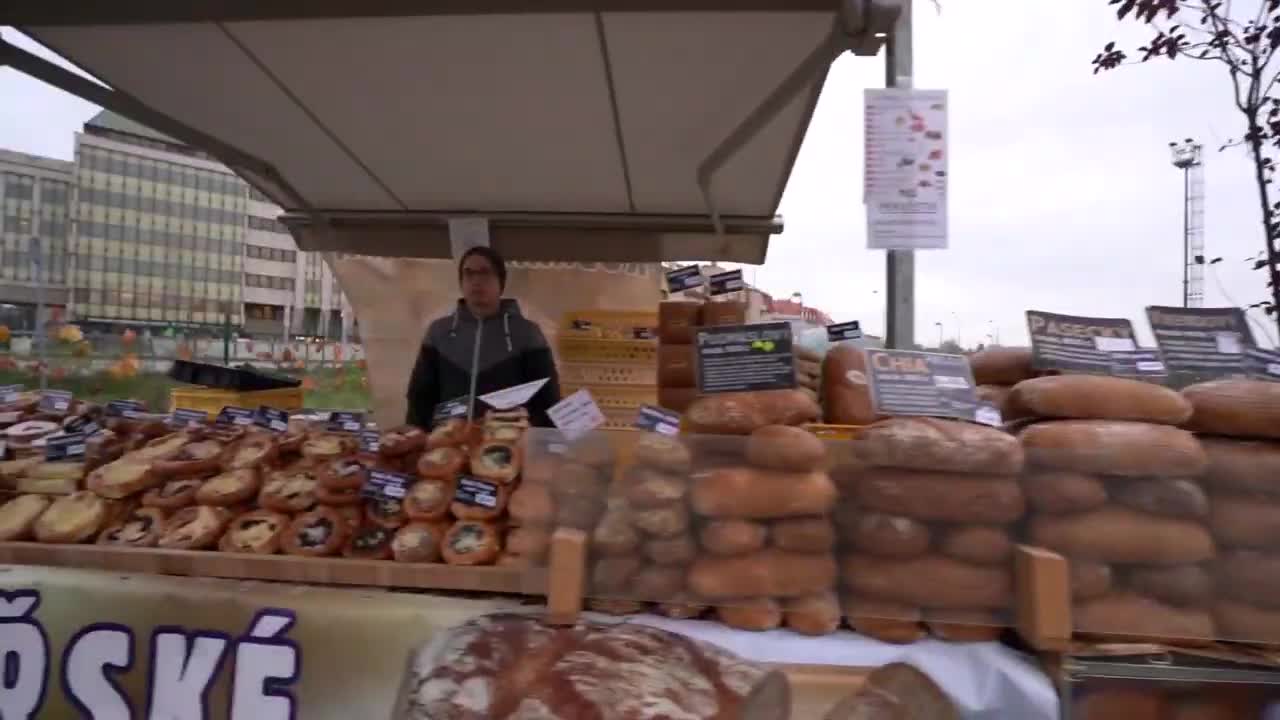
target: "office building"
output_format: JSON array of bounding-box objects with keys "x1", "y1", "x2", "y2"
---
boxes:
[{"x1": 0, "y1": 148, "x2": 73, "y2": 329}]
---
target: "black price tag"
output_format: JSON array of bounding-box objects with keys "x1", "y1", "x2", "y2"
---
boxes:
[
  {"x1": 105, "y1": 400, "x2": 145, "y2": 418},
  {"x1": 63, "y1": 416, "x2": 101, "y2": 438},
  {"x1": 45, "y1": 432, "x2": 87, "y2": 461},
  {"x1": 170, "y1": 408, "x2": 209, "y2": 428},
  {"x1": 865, "y1": 349, "x2": 984, "y2": 422},
  {"x1": 327, "y1": 411, "x2": 365, "y2": 433},
  {"x1": 633, "y1": 327, "x2": 655, "y2": 340},
  {"x1": 361, "y1": 469, "x2": 412, "y2": 501},
  {"x1": 359, "y1": 429, "x2": 381, "y2": 454},
  {"x1": 454, "y1": 476, "x2": 499, "y2": 509},
  {"x1": 1247, "y1": 347, "x2": 1280, "y2": 381},
  {"x1": 255, "y1": 406, "x2": 290, "y2": 434},
  {"x1": 570, "y1": 319, "x2": 593, "y2": 331},
  {"x1": 708, "y1": 269, "x2": 744, "y2": 297},
  {"x1": 694, "y1": 322, "x2": 796, "y2": 394},
  {"x1": 216, "y1": 406, "x2": 255, "y2": 427},
  {"x1": 1146, "y1": 306, "x2": 1255, "y2": 380},
  {"x1": 0, "y1": 385, "x2": 23, "y2": 404},
  {"x1": 1026, "y1": 310, "x2": 1164, "y2": 378},
  {"x1": 433, "y1": 395, "x2": 470, "y2": 424},
  {"x1": 39, "y1": 390, "x2": 72, "y2": 414},
  {"x1": 665, "y1": 265, "x2": 704, "y2": 293},
  {"x1": 635, "y1": 405, "x2": 681, "y2": 436},
  {"x1": 826, "y1": 320, "x2": 863, "y2": 342}
]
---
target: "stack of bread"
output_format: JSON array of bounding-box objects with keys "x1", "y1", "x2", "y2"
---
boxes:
[
  {"x1": 968, "y1": 346, "x2": 1039, "y2": 420},
  {"x1": 1181, "y1": 378, "x2": 1280, "y2": 642},
  {"x1": 1018, "y1": 375, "x2": 1217, "y2": 643},
  {"x1": 839, "y1": 417, "x2": 1026, "y2": 643},
  {"x1": 657, "y1": 300, "x2": 706, "y2": 414}
]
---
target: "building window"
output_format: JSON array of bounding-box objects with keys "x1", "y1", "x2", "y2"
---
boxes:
[
  {"x1": 3, "y1": 173, "x2": 35, "y2": 201},
  {"x1": 247, "y1": 215, "x2": 288, "y2": 234}
]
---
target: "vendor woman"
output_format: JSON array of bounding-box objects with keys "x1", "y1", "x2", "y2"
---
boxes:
[{"x1": 405, "y1": 246, "x2": 561, "y2": 428}]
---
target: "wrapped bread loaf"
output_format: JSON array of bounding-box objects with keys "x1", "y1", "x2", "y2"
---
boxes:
[
  {"x1": 1007, "y1": 375, "x2": 1193, "y2": 425},
  {"x1": 822, "y1": 344, "x2": 877, "y2": 425},
  {"x1": 1020, "y1": 420, "x2": 1207, "y2": 477},
  {"x1": 684, "y1": 390, "x2": 819, "y2": 435},
  {"x1": 853, "y1": 417, "x2": 1023, "y2": 475}
]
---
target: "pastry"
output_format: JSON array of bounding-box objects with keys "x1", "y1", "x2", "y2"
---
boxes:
[
  {"x1": 301, "y1": 433, "x2": 354, "y2": 461},
  {"x1": 631, "y1": 434, "x2": 692, "y2": 474},
  {"x1": 404, "y1": 477, "x2": 454, "y2": 521},
  {"x1": 507, "y1": 482, "x2": 554, "y2": 527},
  {"x1": 86, "y1": 459, "x2": 158, "y2": 500},
  {"x1": 194, "y1": 468, "x2": 261, "y2": 506},
  {"x1": 275, "y1": 429, "x2": 306, "y2": 456},
  {"x1": 157, "y1": 506, "x2": 231, "y2": 550},
  {"x1": 483, "y1": 423, "x2": 524, "y2": 444},
  {"x1": 219, "y1": 510, "x2": 288, "y2": 554},
  {"x1": 442, "y1": 520, "x2": 501, "y2": 565},
  {"x1": 141, "y1": 478, "x2": 204, "y2": 510},
  {"x1": 4, "y1": 420, "x2": 59, "y2": 447},
  {"x1": 131, "y1": 432, "x2": 191, "y2": 462},
  {"x1": 470, "y1": 442, "x2": 520, "y2": 484},
  {"x1": 416, "y1": 446, "x2": 466, "y2": 480},
  {"x1": 485, "y1": 408, "x2": 529, "y2": 426},
  {"x1": 380, "y1": 425, "x2": 427, "y2": 457},
  {"x1": 0, "y1": 457, "x2": 42, "y2": 485},
  {"x1": 451, "y1": 477, "x2": 510, "y2": 521},
  {"x1": 0, "y1": 494, "x2": 51, "y2": 541},
  {"x1": 335, "y1": 504, "x2": 364, "y2": 532},
  {"x1": 152, "y1": 439, "x2": 223, "y2": 478},
  {"x1": 426, "y1": 418, "x2": 471, "y2": 450},
  {"x1": 315, "y1": 483, "x2": 362, "y2": 506},
  {"x1": 343, "y1": 524, "x2": 395, "y2": 559},
  {"x1": 621, "y1": 466, "x2": 688, "y2": 508},
  {"x1": 319, "y1": 456, "x2": 367, "y2": 491},
  {"x1": 504, "y1": 526, "x2": 551, "y2": 563},
  {"x1": 392, "y1": 522, "x2": 446, "y2": 563},
  {"x1": 220, "y1": 435, "x2": 278, "y2": 471},
  {"x1": 259, "y1": 468, "x2": 320, "y2": 513},
  {"x1": 97, "y1": 506, "x2": 167, "y2": 547},
  {"x1": 282, "y1": 507, "x2": 348, "y2": 556},
  {"x1": 365, "y1": 495, "x2": 408, "y2": 529}
]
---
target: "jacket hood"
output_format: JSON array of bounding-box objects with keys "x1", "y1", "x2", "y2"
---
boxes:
[{"x1": 452, "y1": 298, "x2": 524, "y2": 324}]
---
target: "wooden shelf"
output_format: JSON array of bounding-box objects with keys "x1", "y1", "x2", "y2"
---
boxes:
[{"x1": 0, "y1": 542, "x2": 548, "y2": 595}]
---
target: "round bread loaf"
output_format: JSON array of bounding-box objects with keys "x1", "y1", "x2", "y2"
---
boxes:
[
  {"x1": 1007, "y1": 375, "x2": 1193, "y2": 425},
  {"x1": 1019, "y1": 420, "x2": 1207, "y2": 477},
  {"x1": 745, "y1": 425, "x2": 826, "y2": 472}
]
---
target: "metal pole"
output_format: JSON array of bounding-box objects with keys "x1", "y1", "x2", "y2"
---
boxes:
[
  {"x1": 223, "y1": 306, "x2": 232, "y2": 366},
  {"x1": 30, "y1": 236, "x2": 46, "y2": 391},
  {"x1": 885, "y1": 2, "x2": 915, "y2": 349},
  {"x1": 1182, "y1": 166, "x2": 1190, "y2": 308}
]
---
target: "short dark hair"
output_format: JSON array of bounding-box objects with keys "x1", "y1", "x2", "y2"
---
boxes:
[{"x1": 458, "y1": 246, "x2": 507, "y2": 292}]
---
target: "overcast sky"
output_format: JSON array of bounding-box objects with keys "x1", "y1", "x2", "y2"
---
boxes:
[{"x1": 0, "y1": 1, "x2": 1274, "y2": 348}]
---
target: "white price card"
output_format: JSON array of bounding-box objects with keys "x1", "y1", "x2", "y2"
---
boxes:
[
  {"x1": 1215, "y1": 331, "x2": 1244, "y2": 355},
  {"x1": 1094, "y1": 336, "x2": 1137, "y2": 353},
  {"x1": 547, "y1": 388, "x2": 606, "y2": 441},
  {"x1": 479, "y1": 378, "x2": 549, "y2": 410},
  {"x1": 974, "y1": 405, "x2": 1003, "y2": 427}
]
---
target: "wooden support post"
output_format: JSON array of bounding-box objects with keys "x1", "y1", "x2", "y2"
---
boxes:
[
  {"x1": 546, "y1": 527, "x2": 588, "y2": 626},
  {"x1": 1014, "y1": 544, "x2": 1072, "y2": 652}
]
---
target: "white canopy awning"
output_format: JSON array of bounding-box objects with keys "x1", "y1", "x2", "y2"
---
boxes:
[{"x1": 1, "y1": 1, "x2": 902, "y2": 262}]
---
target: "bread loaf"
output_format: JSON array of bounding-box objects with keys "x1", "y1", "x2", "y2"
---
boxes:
[
  {"x1": 691, "y1": 467, "x2": 836, "y2": 520},
  {"x1": 592, "y1": 556, "x2": 642, "y2": 594},
  {"x1": 842, "y1": 554, "x2": 1012, "y2": 609},
  {"x1": 1126, "y1": 565, "x2": 1214, "y2": 608},
  {"x1": 631, "y1": 565, "x2": 687, "y2": 600},
  {"x1": 1030, "y1": 507, "x2": 1215, "y2": 565},
  {"x1": 1207, "y1": 493, "x2": 1280, "y2": 548},
  {"x1": 630, "y1": 434, "x2": 693, "y2": 474},
  {"x1": 1024, "y1": 470, "x2": 1108, "y2": 514},
  {"x1": 684, "y1": 390, "x2": 819, "y2": 435},
  {"x1": 586, "y1": 599, "x2": 648, "y2": 616},
  {"x1": 620, "y1": 466, "x2": 687, "y2": 509},
  {"x1": 839, "y1": 512, "x2": 931, "y2": 558},
  {"x1": 508, "y1": 482, "x2": 554, "y2": 527},
  {"x1": 657, "y1": 343, "x2": 697, "y2": 388},
  {"x1": 591, "y1": 507, "x2": 642, "y2": 555},
  {"x1": 853, "y1": 417, "x2": 1024, "y2": 475},
  {"x1": 970, "y1": 347, "x2": 1035, "y2": 386},
  {"x1": 1200, "y1": 437, "x2": 1280, "y2": 495},
  {"x1": 631, "y1": 503, "x2": 690, "y2": 537},
  {"x1": 745, "y1": 425, "x2": 826, "y2": 472},
  {"x1": 1183, "y1": 378, "x2": 1280, "y2": 440},
  {"x1": 769, "y1": 517, "x2": 836, "y2": 553},
  {"x1": 1071, "y1": 560, "x2": 1114, "y2": 601},
  {"x1": 402, "y1": 613, "x2": 790, "y2": 719},
  {"x1": 1075, "y1": 593, "x2": 1215, "y2": 643},
  {"x1": 938, "y1": 526, "x2": 1014, "y2": 565},
  {"x1": 854, "y1": 470, "x2": 1026, "y2": 525},
  {"x1": 783, "y1": 592, "x2": 842, "y2": 636},
  {"x1": 1007, "y1": 375, "x2": 1192, "y2": 425},
  {"x1": 821, "y1": 345, "x2": 877, "y2": 425},
  {"x1": 1074, "y1": 690, "x2": 1168, "y2": 720},
  {"x1": 1110, "y1": 478, "x2": 1209, "y2": 520},
  {"x1": 715, "y1": 598, "x2": 783, "y2": 632},
  {"x1": 700, "y1": 519, "x2": 768, "y2": 556},
  {"x1": 658, "y1": 301, "x2": 702, "y2": 344},
  {"x1": 689, "y1": 549, "x2": 837, "y2": 600},
  {"x1": 1216, "y1": 550, "x2": 1280, "y2": 607},
  {"x1": 976, "y1": 385, "x2": 1012, "y2": 415},
  {"x1": 841, "y1": 596, "x2": 926, "y2": 645},
  {"x1": 1019, "y1": 420, "x2": 1207, "y2": 477},
  {"x1": 657, "y1": 386, "x2": 699, "y2": 414},
  {"x1": 925, "y1": 609, "x2": 1004, "y2": 643},
  {"x1": 1214, "y1": 600, "x2": 1280, "y2": 643},
  {"x1": 821, "y1": 663, "x2": 959, "y2": 720},
  {"x1": 644, "y1": 535, "x2": 698, "y2": 566}
]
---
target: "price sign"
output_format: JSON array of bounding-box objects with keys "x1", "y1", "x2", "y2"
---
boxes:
[
  {"x1": 708, "y1": 269, "x2": 744, "y2": 296},
  {"x1": 1145, "y1": 306, "x2": 1256, "y2": 381},
  {"x1": 216, "y1": 406, "x2": 255, "y2": 427},
  {"x1": 865, "y1": 349, "x2": 985, "y2": 423},
  {"x1": 453, "y1": 476, "x2": 499, "y2": 509},
  {"x1": 634, "y1": 405, "x2": 680, "y2": 436},
  {"x1": 1026, "y1": 310, "x2": 1163, "y2": 378},
  {"x1": 695, "y1": 322, "x2": 796, "y2": 395},
  {"x1": 665, "y1": 265, "x2": 705, "y2": 293},
  {"x1": 0, "y1": 385, "x2": 24, "y2": 404},
  {"x1": 359, "y1": 429, "x2": 381, "y2": 454},
  {"x1": 361, "y1": 469, "x2": 412, "y2": 501},
  {"x1": 547, "y1": 388, "x2": 605, "y2": 442},
  {"x1": 327, "y1": 411, "x2": 365, "y2": 433},
  {"x1": 45, "y1": 432, "x2": 87, "y2": 461},
  {"x1": 39, "y1": 390, "x2": 72, "y2": 414},
  {"x1": 827, "y1": 320, "x2": 863, "y2": 342},
  {"x1": 169, "y1": 408, "x2": 209, "y2": 428},
  {"x1": 432, "y1": 396, "x2": 471, "y2": 424},
  {"x1": 63, "y1": 416, "x2": 101, "y2": 438},
  {"x1": 105, "y1": 400, "x2": 145, "y2": 419},
  {"x1": 255, "y1": 407, "x2": 289, "y2": 434}
]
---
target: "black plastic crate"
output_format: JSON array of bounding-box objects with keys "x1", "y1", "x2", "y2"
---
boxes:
[{"x1": 167, "y1": 360, "x2": 301, "y2": 392}]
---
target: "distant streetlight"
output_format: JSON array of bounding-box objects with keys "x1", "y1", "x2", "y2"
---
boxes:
[{"x1": 934, "y1": 321, "x2": 943, "y2": 348}]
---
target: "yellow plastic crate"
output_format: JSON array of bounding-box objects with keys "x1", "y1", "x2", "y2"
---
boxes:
[
  {"x1": 557, "y1": 336, "x2": 657, "y2": 365},
  {"x1": 169, "y1": 385, "x2": 305, "y2": 415},
  {"x1": 559, "y1": 362, "x2": 658, "y2": 386},
  {"x1": 561, "y1": 309, "x2": 658, "y2": 339}
]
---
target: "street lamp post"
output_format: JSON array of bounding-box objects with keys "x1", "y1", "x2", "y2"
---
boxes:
[
  {"x1": 934, "y1": 321, "x2": 943, "y2": 349},
  {"x1": 30, "y1": 236, "x2": 47, "y2": 391}
]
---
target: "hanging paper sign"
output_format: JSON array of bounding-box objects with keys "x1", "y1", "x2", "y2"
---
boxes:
[
  {"x1": 478, "y1": 379, "x2": 548, "y2": 411},
  {"x1": 547, "y1": 388, "x2": 605, "y2": 441}
]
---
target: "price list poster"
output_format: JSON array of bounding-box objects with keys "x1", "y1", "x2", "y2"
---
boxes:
[{"x1": 864, "y1": 89, "x2": 949, "y2": 250}]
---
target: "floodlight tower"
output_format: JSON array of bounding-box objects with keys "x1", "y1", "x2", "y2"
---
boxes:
[{"x1": 1170, "y1": 139, "x2": 1206, "y2": 308}]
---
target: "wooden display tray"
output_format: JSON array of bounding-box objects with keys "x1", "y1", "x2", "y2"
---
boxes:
[{"x1": 0, "y1": 542, "x2": 549, "y2": 595}]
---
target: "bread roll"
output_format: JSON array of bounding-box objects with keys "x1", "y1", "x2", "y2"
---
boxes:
[
  {"x1": 631, "y1": 565, "x2": 687, "y2": 600},
  {"x1": 508, "y1": 482, "x2": 554, "y2": 527},
  {"x1": 1126, "y1": 565, "x2": 1214, "y2": 608},
  {"x1": 700, "y1": 519, "x2": 768, "y2": 556},
  {"x1": 769, "y1": 516, "x2": 835, "y2": 553},
  {"x1": 548, "y1": 462, "x2": 606, "y2": 500},
  {"x1": 969, "y1": 347, "x2": 1034, "y2": 386},
  {"x1": 1214, "y1": 600, "x2": 1280, "y2": 643},
  {"x1": 1076, "y1": 593, "x2": 1214, "y2": 643},
  {"x1": 1111, "y1": 478, "x2": 1209, "y2": 520},
  {"x1": 1024, "y1": 470, "x2": 1108, "y2": 514},
  {"x1": 1030, "y1": 507, "x2": 1215, "y2": 566},
  {"x1": 657, "y1": 343, "x2": 697, "y2": 388},
  {"x1": 691, "y1": 467, "x2": 836, "y2": 520},
  {"x1": 854, "y1": 470, "x2": 1026, "y2": 525},
  {"x1": 1216, "y1": 550, "x2": 1280, "y2": 607},
  {"x1": 1020, "y1": 420, "x2": 1207, "y2": 477},
  {"x1": 555, "y1": 495, "x2": 605, "y2": 531},
  {"x1": 842, "y1": 554, "x2": 1012, "y2": 609},
  {"x1": 565, "y1": 434, "x2": 615, "y2": 468},
  {"x1": 821, "y1": 345, "x2": 877, "y2": 425},
  {"x1": 1071, "y1": 561, "x2": 1114, "y2": 601},
  {"x1": 684, "y1": 390, "x2": 819, "y2": 435},
  {"x1": 592, "y1": 555, "x2": 643, "y2": 594},
  {"x1": 925, "y1": 609, "x2": 1004, "y2": 643},
  {"x1": 630, "y1": 434, "x2": 692, "y2": 474},
  {"x1": 644, "y1": 535, "x2": 698, "y2": 566},
  {"x1": 586, "y1": 599, "x2": 648, "y2": 616},
  {"x1": 658, "y1": 301, "x2": 702, "y2": 344},
  {"x1": 1007, "y1": 375, "x2": 1192, "y2": 425},
  {"x1": 1207, "y1": 493, "x2": 1280, "y2": 548},
  {"x1": 853, "y1": 417, "x2": 1024, "y2": 475},
  {"x1": 620, "y1": 466, "x2": 687, "y2": 508},
  {"x1": 591, "y1": 507, "x2": 641, "y2": 555},
  {"x1": 938, "y1": 525, "x2": 1013, "y2": 565},
  {"x1": 715, "y1": 598, "x2": 782, "y2": 632},
  {"x1": 689, "y1": 550, "x2": 837, "y2": 600},
  {"x1": 1200, "y1": 437, "x2": 1280, "y2": 495},
  {"x1": 653, "y1": 600, "x2": 709, "y2": 620},
  {"x1": 631, "y1": 503, "x2": 690, "y2": 537},
  {"x1": 840, "y1": 512, "x2": 931, "y2": 558},
  {"x1": 504, "y1": 526, "x2": 551, "y2": 563},
  {"x1": 745, "y1": 425, "x2": 826, "y2": 472},
  {"x1": 784, "y1": 592, "x2": 841, "y2": 636},
  {"x1": 841, "y1": 597, "x2": 926, "y2": 644},
  {"x1": 1183, "y1": 378, "x2": 1280, "y2": 440}
]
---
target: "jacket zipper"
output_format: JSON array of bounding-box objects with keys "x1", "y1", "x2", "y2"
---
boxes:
[{"x1": 466, "y1": 316, "x2": 484, "y2": 424}]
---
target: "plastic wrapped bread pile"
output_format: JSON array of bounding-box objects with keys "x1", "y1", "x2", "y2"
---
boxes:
[
  {"x1": 1180, "y1": 378, "x2": 1280, "y2": 642},
  {"x1": 1017, "y1": 375, "x2": 1217, "y2": 642},
  {"x1": 838, "y1": 417, "x2": 1026, "y2": 643}
]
